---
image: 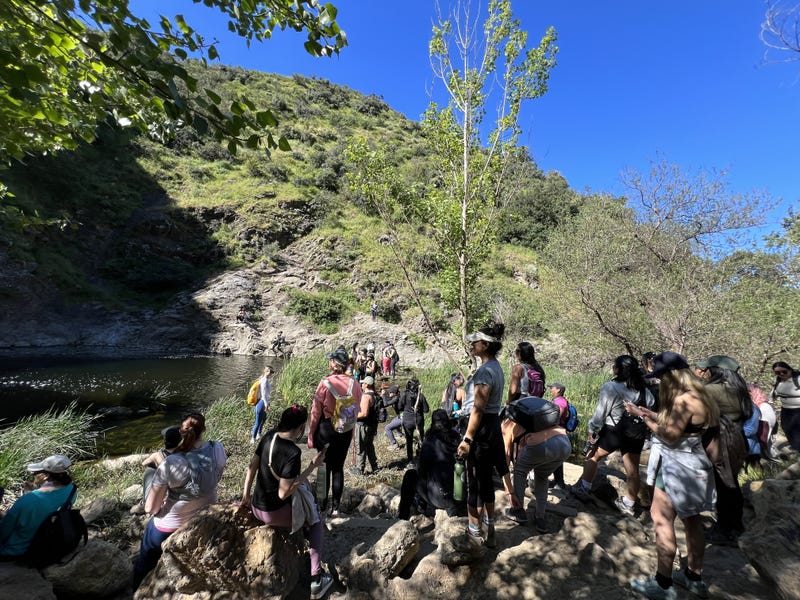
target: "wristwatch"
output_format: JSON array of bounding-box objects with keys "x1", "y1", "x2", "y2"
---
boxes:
[{"x1": 463, "y1": 436, "x2": 473, "y2": 445}]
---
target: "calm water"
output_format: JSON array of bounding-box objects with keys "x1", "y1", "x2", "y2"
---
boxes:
[{"x1": 0, "y1": 353, "x2": 279, "y2": 455}]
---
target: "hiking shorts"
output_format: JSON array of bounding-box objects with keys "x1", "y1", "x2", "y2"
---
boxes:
[{"x1": 597, "y1": 424, "x2": 645, "y2": 456}]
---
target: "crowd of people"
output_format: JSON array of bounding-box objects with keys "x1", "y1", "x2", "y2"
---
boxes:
[{"x1": 2, "y1": 329, "x2": 799, "y2": 600}]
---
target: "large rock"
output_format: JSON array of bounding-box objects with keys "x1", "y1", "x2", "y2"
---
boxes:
[
  {"x1": 43, "y1": 539, "x2": 131, "y2": 598},
  {"x1": 433, "y1": 510, "x2": 485, "y2": 566},
  {"x1": 740, "y1": 479, "x2": 800, "y2": 600},
  {"x1": 0, "y1": 563, "x2": 55, "y2": 600},
  {"x1": 80, "y1": 497, "x2": 120, "y2": 525},
  {"x1": 338, "y1": 519, "x2": 418, "y2": 594},
  {"x1": 135, "y1": 504, "x2": 306, "y2": 600}
]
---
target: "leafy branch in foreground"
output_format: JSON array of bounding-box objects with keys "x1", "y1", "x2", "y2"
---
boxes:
[{"x1": 0, "y1": 0, "x2": 346, "y2": 163}]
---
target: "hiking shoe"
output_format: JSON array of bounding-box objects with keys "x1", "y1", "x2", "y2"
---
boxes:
[
  {"x1": 310, "y1": 573, "x2": 334, "y2": 599},
  {"x1": 673, "y1": 569, "x2": 709, "y2": 599},
  {"x1": 504, "y1": 507, "x2": 528, "y2": 524},
  {"x1": 570, "y1": 483, "x2": 592, "y2": 502},
  {"x1": 534, "y1": 515, "x2": 548, "y2": 533},
  {"x1": 614, "y1": 496, "x2": 636, "y2": 517},
  {"x1": 631, "y1": 576, "x2": 677, "y2": 600}
]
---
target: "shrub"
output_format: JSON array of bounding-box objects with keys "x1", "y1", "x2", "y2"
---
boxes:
[{"x1": 286, "y1": 289, "x2": 355, "y2": 333}]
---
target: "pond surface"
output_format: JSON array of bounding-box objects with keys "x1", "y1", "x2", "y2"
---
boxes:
[{"x1": 0, "y1": 353, "x2": 279, "y2": 455}]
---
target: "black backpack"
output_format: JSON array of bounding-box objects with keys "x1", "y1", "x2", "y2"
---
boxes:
[{"x1": 23, "y1": 484, "x2": 88, "y2": 568}]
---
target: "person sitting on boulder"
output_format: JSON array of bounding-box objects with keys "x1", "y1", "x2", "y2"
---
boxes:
[
  {"x1": 241, "y1": 404, "x2": 333, "y2": 600},
  {"x1": 0, "y1": 455, "x2": 77, "y2": 560},
  {"x1": 398, "y1": 409, "x2": 464, "y2": 519},
  {"x1": 133, "y1": 413, "x2": 226, "y2": 590}
]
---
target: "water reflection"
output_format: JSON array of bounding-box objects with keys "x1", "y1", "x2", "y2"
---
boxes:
[{"x1": 0, "y1": 353, "x2": 281, "y2": 455}]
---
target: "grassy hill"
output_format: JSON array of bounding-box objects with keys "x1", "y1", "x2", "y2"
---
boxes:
[{"x1": 0, "y1": 61, "x2": 561, "y2": 348}]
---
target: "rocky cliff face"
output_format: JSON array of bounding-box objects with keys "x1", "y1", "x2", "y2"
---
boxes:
[{"x1": 0, "y1": 232, "x2": 458, "y2": 367}]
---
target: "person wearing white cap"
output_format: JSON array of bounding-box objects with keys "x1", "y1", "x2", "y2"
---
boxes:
[{"x1": 0, "y1": 455, "x2": 77, "y2": 559}]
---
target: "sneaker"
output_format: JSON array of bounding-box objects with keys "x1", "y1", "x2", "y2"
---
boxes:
[
  {"x1": 614, "y1": 496, "x2": 636, "y2": 517},
  {"x1": 570, "y1": 482, "x2": 592, "y2": 502},
  {"x1": 673, "y1": 569, "x2": 710, "y2": 599},
  {"x1": 534, "y1": 515, "x2": 548, "y2": 533},
  {"x1": 466, "y1": 525, "x2": 483, "y2": 543},
  {"x1": 630, "y1": 576, "x2": 677, "y2": 600},
  {"x1": 328, "y1": 506, "x2": 340, "y2": 518},
  {"x1": 310, "y1": 573, "x2": 334, "y2": 599},
  {"x1": 504, "y1": 507, "x2": 528, "y2": 524}
]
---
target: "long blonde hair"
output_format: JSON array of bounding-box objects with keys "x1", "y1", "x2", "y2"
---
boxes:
[{"x1": 658, "y1": 368, "x2": 719, "y2": 427}]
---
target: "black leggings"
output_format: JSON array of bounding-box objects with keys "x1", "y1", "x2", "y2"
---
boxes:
[
  {"x1": 314, "y1": 420, "x2": 354, "y2": 510},
  {"x1": 465, "y1": 413, "x2": 502, "y2": 508},
  {"x1": 402, "y1": 419, "x2": 425, "y2": 462}
]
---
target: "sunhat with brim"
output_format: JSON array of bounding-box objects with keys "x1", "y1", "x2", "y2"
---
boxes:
[
  {"x1": 695, "y1": 355, "x2": 740, "y2": 372},
  {"x1": 465, "y1": 331, "x2": 498, "y2": 343},
  {"x1": 648, "y1": 352, "x2": 691, "y2": 378},
  {"x1": 27, "y1": 454, "x2": 71, "y2": 474}
]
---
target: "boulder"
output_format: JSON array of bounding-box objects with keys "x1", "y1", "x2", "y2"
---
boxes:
[
  {"x1": 740, "y1": 479, "x2": 800, "y2": 600},
  {"x1": 356, "y1": 492, "x2": 383, "y2": 518},
  {"x1": 43, "y1": 539, "x2": 131, "y2": 598},
  {"x1": 0, "y1": 563, "x2": 55, "y2": 600},
  {"x1": 135, "y1": 504, "x2": 306, "y2": 600},
  {"x1": 80, "y1": 497, "x2": 120, "y2": 525},
  {"x1": 433, "y1": 510, "x2": 485, "y2": 566},
  {"x1": 338, "y1": 519, "x2": 418, "y2": 593}
]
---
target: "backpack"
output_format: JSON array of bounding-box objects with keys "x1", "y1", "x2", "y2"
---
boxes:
[
  {"x1": 524, "y1": 367, "x2": 545, "y2": 398},
  {"x1": 175, "y1": 441, "x2": 221, "y2": 501},
  {"x1": 504, "y1": 396, "x2": 561, "y2": 434},
  {"x1": 23, "y1": 484, "x2": 88, "y2": 568},
  {"x1": 246, "y1": 379, "x2": 260, "y2": 406},
  {"x1": 564, "y1": 402, "x2": 579, "y2": 433},
  {"x1": 376, "y1": 394, "x2": 388, "y2": 423},
  {"x1": 323, "y1": 377, "x2": 359, "y2": 433}
]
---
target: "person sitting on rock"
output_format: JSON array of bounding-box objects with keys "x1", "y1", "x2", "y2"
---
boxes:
[
  {"x1": 399, "y1": 409, "x2": 464, "y2": 519},
  {"x1": 0, "y1": 455, "x2": 77, "y2": 561},
  {"x1": 241, "y1": 404, "x2": 333, "y2": 600},
  {"x1": 133, "y1": 413, "x2": 226, "y2": 590},
  {"x1": 137, "y1": 425, "x2": 182, "y2": 511}
]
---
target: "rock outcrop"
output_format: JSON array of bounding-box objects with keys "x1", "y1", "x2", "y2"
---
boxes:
[
  {"x1": 740, "y1": 479, "x2": 800, "y2": 600},
  {"x1": 135, "y1": 504, "x2": 306, "y2": 600}
]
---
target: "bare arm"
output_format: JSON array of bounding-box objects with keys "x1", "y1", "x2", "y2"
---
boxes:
[
  {"x1": 626, "y1": 393, "x2": 693, "y2": 445},
  {"x1": 508, "y1": 364, "x2": 524, "y2": 403},
  {"x1": 457, "y1": 383, "x2": 489, "y2": 457},
  {"x1": 145, "y1": 484, "x2": 168, "y2": 517},
  {"x1": 278, "y1": 450, "x2": 326, "y2": 500},
  {"x1": 241, "y1": 453, "x2": 260, "y2": 507}
]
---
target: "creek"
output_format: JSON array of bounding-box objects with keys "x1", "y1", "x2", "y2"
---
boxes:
[{"x1": 0, "y1": 352, "x2": 278, "y2": 455}]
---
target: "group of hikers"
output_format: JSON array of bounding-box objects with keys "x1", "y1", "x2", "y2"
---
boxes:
[{"x1": 2, "y1": 326, "x2": 799, "y2": 600}]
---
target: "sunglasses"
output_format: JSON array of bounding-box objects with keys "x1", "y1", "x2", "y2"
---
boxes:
[{"x1": 774, "y1": 369, "x2": 790, "y2": 376}]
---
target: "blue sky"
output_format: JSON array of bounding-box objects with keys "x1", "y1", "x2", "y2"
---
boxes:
[{"x1": 131, "y1": 1, "x2": 798, "y2": 240}]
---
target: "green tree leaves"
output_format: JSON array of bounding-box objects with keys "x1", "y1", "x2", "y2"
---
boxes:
[{"x1": 0, "y1": 0, "x2": 346, "y2": 165}]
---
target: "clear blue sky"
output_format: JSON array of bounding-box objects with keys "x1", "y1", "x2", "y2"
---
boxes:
[{"x1": 132, "y1": 0, "x2": 798, "y2": 240}]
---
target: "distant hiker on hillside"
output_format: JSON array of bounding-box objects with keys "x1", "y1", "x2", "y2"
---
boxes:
[
  {"x1": 390, "y1": 344, "x2": 400, "y2": 378},
  {"x1": 241, "y1": 404, "x2": 333, "y2": 600},
  {"x1": 133, "y1": 413, "x2": 226, "y2": 590},
  {"x1": 456, "y1": 321, "x2": 507, "y2": 549},
  {"x1": 271, "y1": 331, "x2": 288, "y2": 356},
  {"x1": 251, "y1": 366, "x2": 275, "y2": 444},
  {"x1": 307, "y1": 348, "x2": 360, "y2": 517},
  {"x1": 370, "y1": 301, "x2": 378, "y2": 321}
]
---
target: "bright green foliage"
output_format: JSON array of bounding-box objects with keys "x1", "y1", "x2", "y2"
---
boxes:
[
  {"x1": 423, "y1": 0, "x2": 557, "y2": 342},
  {"x1": 0, "y1": 0, "x2": 346, "y2": 164}
]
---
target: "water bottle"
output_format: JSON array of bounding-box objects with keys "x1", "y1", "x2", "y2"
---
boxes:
[
  {"x1": 315, "y1": 464, "x2": 327, "y2": 504},
  {"x1": 453, "y1": 458, "x2": 465, "y2": 501}
]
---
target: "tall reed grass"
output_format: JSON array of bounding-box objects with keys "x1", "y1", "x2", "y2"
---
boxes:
[{"x1": 0, "y1": 402, "x2": 99, "y2": 485}]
